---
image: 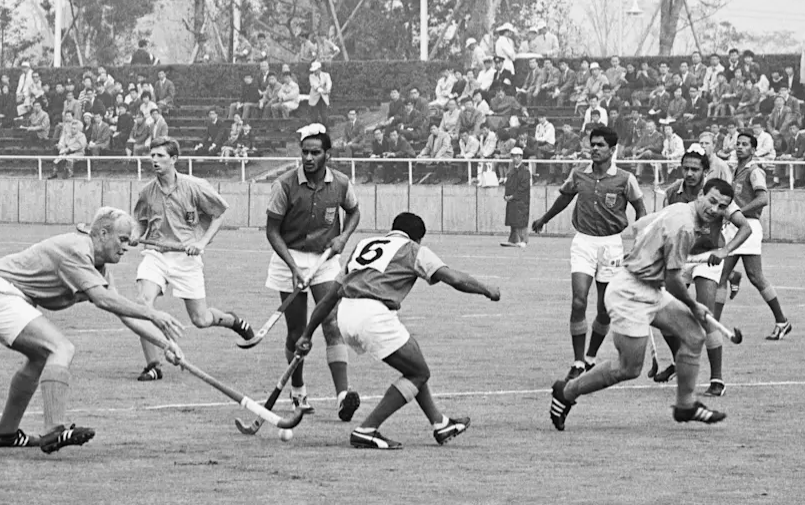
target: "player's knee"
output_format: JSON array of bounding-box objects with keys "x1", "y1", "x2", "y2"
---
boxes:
[
  {"x1": 407, "y1": 366, "x2": 430, "y2": 389},
  {"x1": 570, "y1": 294, "x2": 588, "y2": 314},
  {"x1": 189, "y1": 311, "x2": 213, "y2": 328},
  {"x1": 745, "y1": 269, "x2": 766, "y2": 288},
  {"x1": 47, "y1": 338, "x2": 75, "y2": 365},
  {"x1": 618, "y1": 360, "x2": 643, "y2": 380}
]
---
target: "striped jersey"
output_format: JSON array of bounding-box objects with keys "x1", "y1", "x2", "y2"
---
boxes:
[{"x1": 337, "y1": 231, "x2": 446, "y2": 310}]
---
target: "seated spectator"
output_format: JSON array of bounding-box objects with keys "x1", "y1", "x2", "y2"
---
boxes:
[
  {"x1": 477, "y1": 121, "x2": 499, "y2": 182},
  {"x1": 270, "y1": 72, "x2": 300, "y2": 118},
  {"x1": 458, "y1": 96, "x2": 484, "y2": 137},
  {"x1": 458, "y1": 69, "x2": 480, "y2": 102},
  {"x1": 600, "y1": 84, "x2": 621, "y2": 114},
  {"x1": 513, "y1": 128, "x2": 539, "y2": 160},
  {"x1": 570, "y1": 60, "x2": 591, "y2": 105},
  {"x1": 252, "y1": 32, "x2": 270, "y2": 62},
  {"x1": 82, "y1": 89, "x2": 106, "y2": 117},
  {"x1": 125, "y1": 85, "x2": 141, "y2": 111},
  {"x1": 477, "y1": 57, "x2": 496, "y2": 96},
  {"x1": 333, "y1": 109, "x2": 365, "y2": 158},
  {"x1": 717, "y1": 121, "x2": 738, "y2": 161},
  {"x1": 77, "y1": 76, "x2": 94, "y2": 106},
  {"x1": 220, "y1": 114, "x2": 245, "y2": 161},
  {"x1": 779, "y1": 85, "x2": 802, "y2": 125},
  {"x1": 735, "y1": 77, "x2": 760, "y2": 125},
  {"x1": 36, "y1": 82, "x2": 51, "y2": 112},
  {"x1": 647, "y1": 82, "x2": 670, "y2": 124},
  {"x1": 533, "y1": 112, "x2": 556, "y2": 160},
  {"x1": 87, "y1": 113, "x2": 112, "y2": 156},
  {"x1": 408, "y1": 87, "x2": 430, "y2": 118},
  {"x1": 488, "y1": 87, "x2": 521, "y2": 131},
  {"x1": 380, "y1": 129, "x2": 415, "y2": 183},
  {"x1": 51, "y1": 114, "x2": 86, "y2": 179},
  {"x1": 605, "y1": 56, "x2": 626, "y2": 94},
  {"x1": 380, "y1": 88, "x2": 404, "y2": 132},
  {"x1": 575, "y1": 62, "x2": 608, "y2": 111},
  {"x1": 582, "y1": 95, "x2": 608, "y2": 130},
  {"x1": 139, "y1": 91, "x2": 158, "y2": 122},
  {"x1": 659, "y1": 119, "x2": 684, "y2": 183},
  {"x1": 229, "y1": 74, "x2": 261, "y2": 120},
  {"x1": 439, "y1": 98, "x2": 461, "y2": 143},
  {"x1": 709, "y1": 72, "x2": 731, "y2": 117},
  {"x1": 779, "y1": 122, "x2": 805, "y2": 187},
  {"x1": 472, "y1": 89, "x2": 491, "y2": 117},
  {"x1": 135, "y1": 74, "x2": 154, "y2": 99},
  {"x1": 627, "y1": 118, "x2": 663, "y2": 179},
  {"x1": 0, "y1": 83, "x2": 15, "y2": 127},
  {"x1": 233, "y1": 123, "x2": 255, "y2": 160},
  {"x1": 458, "y1": 129, "x2": 480, "y2": 159},
  {"x1": 417, "y1": 123, "x2": 454, "y2": 183},
  {"x1": 519, "y1": 58, "x2": 541, "y2": 106},
  {"x1": 555, "y1": 123, "x2": 581, "y2": 159},
  {"x1": 784, "y1": 64, "x2": 804, "y2": 99},
  {"x1": 20, "y1": 101, "x2": 50, "y2": 146},
  {"x1": 95, "y1": 83, "x2": 114, "y2": 110},
  {"x1": 366, "y1": 127, "x2": 386, "y2": 183},
  {"x1": 154, "y1": 70, "x2": 176, "y2": 115},
  {"x1": 127, "y1": 110, "x2": 150, "y2": 156},
  {"x1": 584, "y1": 110, "x2": 605, "y2": 135},
  {"x1": 195, "y1": 109, "x2": 226, "y2": 156},
  {"x1": 752, "y1": 121, "x2": 777, "y2": 181},
  {"x1": 396, "y1": 100, "x2": 428, "y2": 143},
  {"x1": 149, "y1": 108, "x2": 168, "y2": 143},
  {"x1": 111, "y1": 103, "x2": 133, "y2": 151},
  {"x1": 430, "y1": 68, "x2": 456, "y2": 108},
  {"x1": 259, "y1": 73, "x2": 282, "y2": 118},
  {"x1": 703, "y1": 54, "x2": 725, "y2": 98},
  {"x1": 553, "y1": 60, "x2": 576, "y2": 106},
  {"x1": 494, "y1": 130, "x2": 517, "y2": 183},
  {"x1": 666, "y1": 86, "x2": 688, "y2": 122},
  {"x1": 609, "y1": 107, "x2": 630, "y2": 150},
  {"x1": 668, "y1": 72, "x2": 690, "y2": 100},
  {"x1": 767, "y1": 95, "x2": 794, "y2": 149},
  {"x1": 630, "y1": 61, "x2": 658, "y2": 106},
  {"x1": 683, "y1": 87, "x2": 708, "y2": 136}
]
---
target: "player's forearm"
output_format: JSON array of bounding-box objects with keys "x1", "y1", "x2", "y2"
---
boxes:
[
  {"x1": 198, "y1": 213, "x2": 225, "y2": 247},
  {"x1": 266, "y1": 220, "x2": 297, "y2": 270},
  {"x1": 630, "y1": 198, "x2": 647, "y2": 219},
  {"x1": 740, "y1": 191, "x2": 768, "y2": 216},
  {"x1": 724, "y1": 212, "x2": 751, "y2": 254},
  {"x1": 665, "y1": 272, "x2": 697, "y2": 310},
  {"x1": 303, "y1": 285, "x2": 342, "y2": 338},
  {"x1": 89, "y1": 288, "x2": 158, "y2": 321},
  {"x1": 436, "y1": 268, "x2": 494, "y2": 298},
  {"x1": 541, "y1": 193, "x2": 574, "y2": 222},
  {"x1": 340, "y1": 207, "x2": 360, "y2": 241}
]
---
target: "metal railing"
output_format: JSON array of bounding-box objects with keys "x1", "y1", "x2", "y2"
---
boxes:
[{"x1": 1, "y1": 154, "x2": 803, "y2": 190}]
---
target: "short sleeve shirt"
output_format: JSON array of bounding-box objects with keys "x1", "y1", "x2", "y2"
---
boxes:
[
  {"x1": 664, "y1": 180, "x2": 740, "y2": 252},
  {"x1": 337, "y1": 231, "x2": 446, "y2": 310},
  {"x1": 559, "y1": 163, "x2": 643, "y2": 236},
  {"x1": 134, "y1": 173, "x2": 229, "y2": 245},
  {"x1": 0, "y1": 233, "x2": 108, "y2": 310},
  {"x1": 732, "y1": 162, "x2": 767, "y2": 219},
  {"x1": 266, "y1": 167, "x2": 358, "y2": 253}
]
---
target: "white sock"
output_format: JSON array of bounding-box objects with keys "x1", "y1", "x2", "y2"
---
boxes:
[
  {"x1": 291, "y1": 385, "x2": 307, "y2": 397},
  {"x1": 433, "y1": 415, "x2": 449, "y2": 430},
  {"x1": 573, "y1": 360, "x2": 586, "y2": 369},
  {"x1": 584, "y1": 356, "x2": 595, "y2": 366},
  {"x1": 337, "y1": 390, "x2": 347, "y2": 404},
  {"x1": 354, "y1": 426, "x2": 375, "y2": 434}
]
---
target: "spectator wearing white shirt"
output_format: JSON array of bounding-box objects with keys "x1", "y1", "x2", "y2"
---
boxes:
[
  {"x1": 582, "y1": 95, "x2": 608, "y2": 130},
  {"x1": 465, "y1": 38, "x2": 488, "y2": 72},
  {"x1": 458, "y1": 129, "x2": 481, "y2": 183},
  {"x1": 477, "y1": 122, "x2": 499, "y2": 185},
  {"x1": 533, "y1": 112, "x2": 556, "y2": 156},
  {"x1": 494, "y1": 23, "x2": 516, "y2": 75},
  {"x1": 660, "y1": 119, "x2": 685, "y2": 183},
  {"x1": 472, "y1": 90, "x2": 491, "y2": 117},
  {"x1": 529, "y1": 20, "x2": 559, "y2": 57},
  {"x1": 703, "y1": 54, "x2": 725, "y2": 96},
  {"x1": 751, "y1": 121, "x2": 778, "y2": 185},
  {"x1": 477, "y1": 57, "x2": 496, "y2": 94},
  {"x1": 430, "y1": 68, "x2": 457, "y2": 108}
]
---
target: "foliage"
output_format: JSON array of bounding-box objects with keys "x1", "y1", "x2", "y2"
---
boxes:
[{"x1": 0, "y1": 0, "x2": 43, "y2": 67}]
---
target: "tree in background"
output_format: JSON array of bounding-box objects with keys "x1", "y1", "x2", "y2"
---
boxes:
[{"x1": 0, "y1": 0, "x2": 43, "y2": 67}]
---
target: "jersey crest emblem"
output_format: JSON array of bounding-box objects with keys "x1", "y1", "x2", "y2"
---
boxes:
[
  {"x1": 324, "y1": 206, "x2": 337, "y2": 225},
  {"x1": 604, "y1": 193, "x2": 618, "y2": 208}
]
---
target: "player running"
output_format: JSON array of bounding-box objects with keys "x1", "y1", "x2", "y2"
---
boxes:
[
  {"x1": 263, "y1": 123, "x2": 361, "y2": 420},
  {"x1": 131, "y1": 136, "x2": 256, "y2": 382},
  {"x1": 0, "y1": 207, "x2": 184, "y2": 453},
  {"x1": 532, "y1": 126, "x2": 646, "y2": 381},
  {"x1": 295, "y1": 212, "x2": 500, "y2": 449},
  {"x1": 550, "y1": 178, "x2": 736, "y2": 431},
  {"x1": 714, "y1": 132, "x2": 792, "y2": 341}
]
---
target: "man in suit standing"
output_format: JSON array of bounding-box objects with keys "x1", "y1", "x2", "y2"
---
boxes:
[
  {"x1": 308, "y1": 61, "x2": 332, "y2": 128},
  {"x1": 154, "y1": 70, "x2": 176, "y2": 115}
]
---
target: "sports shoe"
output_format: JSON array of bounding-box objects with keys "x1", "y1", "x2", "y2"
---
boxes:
[
  {"x1": 565, "y1": 364, "x2": 585, "y2": 381},
  {"x1": 550, "y1": 380, "x2": 575, "y2": 431},
  {"x1": 765, "y1": 320, "x2": 792, "y2": 341},
  {"x1": 672, "y1": 401, "x2": 726, "y2": 424},
  {"x1": 0, "y1": 429, "x2": 39, "y2": 447},
  {"x1": 703, "y1": 380, "x2": 726, "y2": 397},
  {"x1": 728, "y1": 271, "x2": 742, "y2": 300},
  {"x1": 229, "y1": 312, "x2": 258, "y2": 349},
  {"x1": 291, "y1": 393, "x2": 315, "y2": 414},
  {"x1": 40, "y1": 424, "x2": 96, "y2": 454},
  {"x1": 500, "y1": 242, "x2": 516, "y2": 247},
  {"x1": 350, "y1": 429, "x2": 403, "y2": 450},
  {"x1": 337, "y1": 390, "x2": 361, "y2": 422},
  {"x1": 516, "y1": 242, "x2": 527, "y2": 248},
  {"x1": 137, "y1": 363, "x2": 163, "y2": 382},
  {"x1": 653, "y1": 364, "x2": 676, "y2": 383},
  {"x1": 584, "y1": 359, "x2": 596, "y2": 372},
  {"x1": 433, "y1": 417, "x2": 471, "y2": 445}
]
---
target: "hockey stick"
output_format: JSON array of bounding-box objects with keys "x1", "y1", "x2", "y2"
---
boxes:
[
  {"x1": 237, "y1": 248, "x2": 333, "y2": 350},
  {"x1": 705, "y1": 314, "x2": 743, "y2": 345},
  {"x1": 234, "y1": 351, "x2": 306, "y2": 435},
  {"x1": 647, "y1": 327, "x2": 659, "y2": 378}
]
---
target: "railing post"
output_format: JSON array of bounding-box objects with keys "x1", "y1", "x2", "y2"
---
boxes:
[
  {"x1": 38, "y1": 158, "x2": 43, "y2": 180},
  {"x1": 408, "y1": 160, "x2": 413, "y2": 186},
  {"x1": 467, "y1": 161, "x2": 472, "y2": 185},
  {"x1": 790, "y1": 162, "x2": 795, "y2": 190},
  {"x1": 351, "y1": 159, "x2": 356, "y2": 184},
  {"x1": 188, "y1": 158, "x2": 193, "y2": 176},
  {"x1": 137, "y1": 158, "x2": 142, "y2": 180},
  {"x1": 241, "y1": 158, "x2": 246, "y2": 182},
  {"x1": 87, "y1": 158, "x2": 92, "y2": 181}
]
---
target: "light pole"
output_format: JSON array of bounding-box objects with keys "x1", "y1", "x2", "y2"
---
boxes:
[
  {"x1": 420, "y1": 0, "x2": 427, "y2": 61},
  {"x1": 619, "y1": 0, "x2": 643, "y2": 55},
  {"x1": 54, "y1": 0, "x2": 62, "y2": 67}
]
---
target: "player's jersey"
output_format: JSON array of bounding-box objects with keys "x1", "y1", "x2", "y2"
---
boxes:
[
  {"x1": 732, "y1": 162, "x2": 766, "y2": 219},
  {"x1": 664, "y1": 180, "x2": 739, "y2": 252},
  {"x1": 337, "y1": 231, "x2": 446, "y2": 310},
  {"x1": 0, "y1": 233, "x2": 109, "y2": 310}
]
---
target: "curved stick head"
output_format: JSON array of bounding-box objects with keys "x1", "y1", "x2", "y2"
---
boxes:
[
  {"x1": 234, "y1": 417, "x2": 261, "y2": 435},
  {"x1": 275, "y1": 407, "x2": 306, "y2": 429},
  {"x1": 648, "y1": 359, "x2": 658, "y2": 378},
  {"x1": 731, "y1": 328, "x2": 743, "y2": 345}
]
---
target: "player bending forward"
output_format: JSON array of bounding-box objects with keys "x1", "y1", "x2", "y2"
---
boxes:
[
  {"x1": 295, "y1": 212, "x2": 501, "y2": 449},
  {"x1": 0, "y1": 207, "x2": 184, "y2": 453},
  {"x1": 550, "y1": 179, "x2": 736, "y2": 431},
  {"x1": 132, "y1": 137, "x2": 256, "y2": 381}
]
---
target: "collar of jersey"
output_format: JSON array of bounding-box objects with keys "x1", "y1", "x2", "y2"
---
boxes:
[
  {"x1": 583, "y1": 164, "x2": 617, "y2": 176},
  {"x1": 385, "y1": 230, "x2": 410, "y2": 240},
  {"x1": 297, "y1": 166, "x2": 333, "y2": 186}
]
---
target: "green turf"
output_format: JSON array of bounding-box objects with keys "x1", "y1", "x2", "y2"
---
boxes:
[{"x1": 0, "y1": 224, "x2": 803, "y2": 504}]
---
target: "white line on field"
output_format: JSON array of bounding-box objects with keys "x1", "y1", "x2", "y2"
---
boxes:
[{"x1": 20, "y1": 380, "x2": 805, "y2": 416}]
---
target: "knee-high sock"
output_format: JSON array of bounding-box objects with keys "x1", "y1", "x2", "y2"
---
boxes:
[
  {"x1": 760, "y1": 287, "x2": 786, "y2": 323},
  {"x1": 39, "y1": 364, "x2": 71, "y2": 432},
  {"x1": 675, "y1": 351, "x2": 701, "y2": 408},
  {"x1": 285, "y1": 347, "x2": 305, "y2": 388},
  {"x1": 564, "y1": 360, "x2": 623, "y2": 402},
  {"x1": 326, "y1": 345, "x2": 349, "y2": 394},
  {"x1": 0, "y1": 369, "x2": 40, "y2": 434},
  {"x1": 586, "y1": 319, "x2": 609, "y2": 359},
  {"x1": 570, "y1": 319, "x2": 587, "y2": 363},
  {"x1": 707, "y1": 346, "x2": 723, "y2": 381}
]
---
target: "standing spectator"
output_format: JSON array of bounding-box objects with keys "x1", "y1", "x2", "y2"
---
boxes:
[
  {"x1": 271, "y1": 72, "x2": 300, "y2": 118},
  {"x1": 430, "y1": 68, "x2": 456, "y2": 108},
  {"x1": 259, "y1": 73, "x2": 282, "y2": 118},
  {"x1": 678, "y1": 61, "x2": 694, "y2": 89},
  {"x1": 228, "y1": 74, "x2": 260, "y2": 120},
  {"x1": 15, "y1": 61, "x2": 34, "y2": 112},
  {"x1": 491, "y1": 56, "x2": 516, "y2": 96},
  {"x1": 51, "y1": 114, "x2": 86, "y2": 179},
  {"x1": 154, "y1": 70, "x2": 176, "y2": 115},
  {"x1": 494, "y1": 23, "x2": 516, "y2": 75},
  {"x1": 127, "y1": 111, "x2": 150, "y2": 156},
  {"x1": 335, "y1": 109, "x2": 365, "y2": 158},
  {"x1": 195, "y1": 109, "x2": 226, "y2": 155},
  {"x1": 87, "y1": 113, "x2": 111, "y2": 156},
  {"x1": 234, "y1": 32, "x2": 253, "y2": 63},
  {"x1": 252, "y1": 33, "x2": 270, "y2": 62},
  {"x1": 20, "y1": 101, "x2": 50, "y2": 146},
  {"x1": 149, "y1": 109, "x2": 168, "y2": 143},
  {"x1": 501, "y1": 147, "x2": 531, "y2": 247},
  {"x1": 458, "y1": 96, "x2": 484, "y2": 136},
  {"x1": 529, "y1": 20, "x2": 559, "y2": 57},
  {"x1": 298, "y1": 32, "x2": 318, "y2": 63},
  {"x1": 477, "y1": 57, "x2": 496, "y2": 96},
  {"x1": 465, "y1": 38, "x2": 487, "y2": 72},
  {"x1": 317, "y1": 33, "x2": 341, "y2": 63},
  {"x1": 131, "y1": 39, "x2": 158, "y2": 65},
  {"x1": 308, "y1": 61, "x2": 332, "y2": 127}
]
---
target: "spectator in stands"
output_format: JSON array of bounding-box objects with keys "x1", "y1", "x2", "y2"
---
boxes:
[
  {"x1": 533, "y1": 111, "x2": 556, "y2": 160},
  {"x1": 778, "y1": 85, "x2": 802, "y2": 125},
  {"x1": 494, "y1": 130, "x2": 517, "y2": 182},
  {"x1": 27, "y1": 71, "x2": 45, "y2": 110},
  {"x1": 599, "y1": 84, "x2": 621, "y2": 114},
  {"x1": 703, "y1": 54, "x2": 724, "y2": 98},
  {"x1": 660, "y1": 119, "x2": 684, "y2": 182},
  {"x1": 417, "y1": 123, "x2": 454, "y2": 183},
  {"x1": 554, "y1": 60, "x2": 575, "y2": 106},
  {"x1": 690, "y1": 51, "x2": 707, "y2": 88},
  {"x1": 491, "y1": 56, "x2": 515, "y2": 96},
  {"x1": 519, "y1": 26, "x2": 538, "y2": 53},
  {"x1": 317, "y1": 32, "x2": 340, "y2": 63},
  {"x1": 783, "y1": 64, "x2": 803, "y2": 99},
  {"x1": 631, "y1": 61, "x2": 658, "y2": 106},
  {"x1": 131, "y1": 39, "x2": 158, "y2": 65},
  {"x1": 536, "y1": 59, "x2": 560, "y2": 105},
  {"x1": 234, "y1": 32, "x2": 253, "y2": 63},
  {"x1": 582, "y1": 95, "x2": 608, "y2": 130},
  {"x1": 780, "y1": 122, "x2": 805, "y2": 187},
  {"x1": 609, "y1": 106, "x2": 630, "y2": 150},
  {"x1": 409, "y1": 87, "x2": 431, "y2": 116},
  {"x1": 0, "y1": 83, "x2": 16, "y2": 127},
  {"x1": 529, "y1": 20, "x2": 559, "y2": 57},
  {"x1": 139, "y1": 91, "x2": 159, "y2": 123},
  {"x1": 494, "y1": 23, "x2": 516, "y2": 75},
  {"x1": 472, "y1": 89, "x2": 491, "y2": 117},
  {"x1": 15, "y1": 61, "x2": 34, "y2": 116},
  {"x1": 259, "y1": 73, "x2": 281, "y2": 118},
  {"x1": 735, "y1": 77, "x2": 760, "y2": 125},
  {"x1": 149, "y1": 109, "x2": 168, "y2": 144},
  {"x1": 48, "y1": 82, "x2": 65, "y2": 117},
  {"x1": 51, "y1": 114, "x2": 86, "y2": 179},
  {"x1": 605, "y1": 56, "x2": 626, "y2": 94},
  {"x1": 752, "y1": 120, "x2": 777, "y2": 178},
  {"x1": 683, "y1": 86, "x2": 708, "y2": 136},
  {"x1": 709, "y1": 72, "x2": 731, "y2": 117},
  {"x1": 195, "y1": 109, "x2": 225, "y2": 155},
  {"x1": 308, "y1": 61, "x2": 332, "y2": 127},
  {"x1": 154, "y1": 70, "x2": 176, "y2": 115},
  {"x1": 584, "y1": 109, "x2": 605, "y2": 135},
  {"x1": 229, "y1": 74, "x2": 260, "y2": 120},
  {"x1": 381, "y1": 129, "x2": 415, "y2": 183},
  {"x1": 477, "y1": 121, "x2": 498, "y2": 181},
  {"x1": 136, "y1": 74, "x2": 154, "y2": 99},
  {"x1": 431, "y1": 68, "x2": 456, "y2": 108},
  {"x1": 86, "y1": 113, "x2": 111, "y2": 156},
  {"x1": 573, "y1": 60, "x2": 594, "y2": 104},
  {"x1": 58, "y1": 90, "x2": 80, "y2": 130},
  {"x1": 95, "y1": 83, "x2": 115, "y2": 110},
  {"x1": 741, "y1": 50, "x2": 761, "y2": 80},
  {"x1": 125, "y1": 85, "x2": 141, "y2": 112},
  {"x1": 502, "y1": 147, "x2": 531, "y2": 248},
  {"x1": 334, "y1": 109, "x2": 365, "y2": 158},
  {"x1": 20, "y1": 101, "x2": 50, "y2": 146},
  {"x1": 96, "y1": 67, "x2": 115, "y2": 94},
  {"x1": 298, "y1": 32, "x2": 318, "y2": 63},
  {"x1": 767, "y1": 95, "x2": 794, "y2": 147},
  {"x1": 489, "y1": 87, "x2": 521, "y2": 132},
  {"x1": 520, "y1": 58, "x2": 541, "y2": 106},
  {"x1": 458, "y1": 96, "x2": 484, "y2": 136},
  {"x1": 220, "y1": 114, "x2": 244, "y2": 160},
  {"x1": 127, "y1": 110, "x2": 150, "y2": 156},
  {"x1": 252, "y1": 33, "x2": 270, "y2": 62},
  {"x1": 678, "y1": 61, "x2": 694, "y2": 90},
  {"x1": 466, "y1": 38, "x2": 487, "y2": 72},
  {"x1": 380, "y1": 88, "x2": 404, "y2": 132},
  {"x1": 459, "y1": 129, "x2": 481, "y2": 160},
  {"x1": 514, "y1": 127, "x2": 539, "y2": 159},
  {"x1": 667, "y1": 86, "x2": 688, "y2": 122},
  {"x1": 233, "y1": 123, "x2": 255, "y2": 159},
  {"x1": 111, "y1": 103, "x2": 133, "y2": 152},
  {"x1": 716, "y1": 121, "x2": 737, "y2": 161},
  {"x1": 439, "y1": 98, "x2": 461, "y2": 144},
  {"x1": 77, "y1": 76, "x2": 93, "y2": 105},
  {"x1": 556, "y1": 122, "x2": 581, "y2": 159},
  {"x1": 617, "y1": 62, "x2": 638, "y2": 102},
  {"x1": 656, "y1": 62, "x2": 673, "y2": 88},
  {"x1": 397, "y1": 99, "x2": 428, "y2": 144},
  {"x1": 459, "y1": 69, "x2": 480, "y2": 102},
  {"x1": 82, "y1": 89, "x2": 106, "y2": 117},
  {"x1": 367, "y1": 127, "x2": 386, "y2": 182},
  {"x1": 256, "y1": 60, "x2": 271, "y2": 90},
  {"x1": 271, "y1": 72, "x2": 300, "y2": 118},
  {"x1": 477, "y1": 56, "x2": 496, "y2": 96},
  {"x1": 628, "y1": 118, "x2": 663, "y2": 179},
  {"x1": 647, "y1": 82, "x2": 670, "y2": 124}
]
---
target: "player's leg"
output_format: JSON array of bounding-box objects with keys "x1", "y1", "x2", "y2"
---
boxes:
[
  {"x1": 584, "y1": 280, "x2": 610, "y2": 368},
  {"x1": 714, "y1": 255, "x2": 740, "y2": 320},
  {"x1": 585, "y1": 237, "x2": 623, "y2": 368},
  {"x1": 695, "y1": 276, "x2": 726, "y2": 397},
  {"x1": 9, "y1": 317, "x2": 95, "y2": 452},
  {"x1": 740, "y1": 255, "x2": 791, "y2": 340},
  {"x1": 564, "y1": 333, "x2": 647, "y2": 402},
  {"x1": 568, "y1": 272, "x2": 595, "y2": 379},
  {"x1": 135, "y1": 278, "x2": 167, "y2": 381},
  {"x1": 282, "y1": 290, "x2": 315, "y2": 413}
]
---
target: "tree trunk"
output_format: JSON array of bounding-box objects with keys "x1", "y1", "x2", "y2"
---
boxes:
[
  {"x1": 466, "y1": 0, "x2": 501, "y2": 40},
  {"x1": 658, "y1": 0, "x2": 684, "y2": 56},
  {"x1": 193, "y1": 0, "x2": 206, "y2": 41}
]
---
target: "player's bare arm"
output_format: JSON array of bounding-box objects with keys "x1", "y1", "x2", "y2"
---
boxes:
[
  {"x1": 664, "y1": 268, "x2": 709, "y2": 324},
  {"x1": 629, "y1": 198, "x2": 647, "y2": 220},
  {"x1": 265, "y1": 216, "x2": 303, "y2": 286},
  {"x1": 295, "y1": 281, "x2": 344, "y2": 354},
  {"x1": 738, "y1": 188, "x2": 768, "y2": 218},
  {"x1": 328, "y1": 206, "x2": 360, "y2": 254},
  {"x1": 187, "y1": 211, "x2": 226, "y2": 256},
  {"x1": 711, "y1": 210, "x2": 752, "y2": 263},
  {"x1": 431, "y1": 267, "x2": 501, "y2": 301},
  {"x1": 532, "y1": 193, "x2": 575, "y2": 233}
]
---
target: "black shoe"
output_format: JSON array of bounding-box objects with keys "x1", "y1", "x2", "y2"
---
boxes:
[
  {"x1": 584, "y1": 360, "x2": 596, "y2": 372},
  {"x1": 0, "y1": 429, "x2": 39, "y2": 447},
  {"x1": 565, "y1": 365, "x2": 585, "y2": 381},
  {"x1": 230, "y1": 312, "x2": 259, "y2": 349},
  {"x1": 40, "y1": 424, "x2": 96, "y2": 454},
  {"x1": 433, "y1": 417, "x2": 471, "y2": 445},
  {"x1": 337, "y1": 390, "x2": 361, "y2": 422},
  {"x1": 766, "y1": 320, "x2": 792, "y2": 341},
  {"x1": 728, "y1": 271, "x2": 742, "y2": 300},
  {"x1": 654, "y1": 364, "x2": 676, "y2": 383},
  {"x1": 550, "y1": 380, "x2": 575, "y2": 431},
  {"x1": 137, "y1": 363, "x2": 163, "y2": 382},
  {"x1": 673, "y1": 401, "x2": 726, "y2": 424},
  {"x1": 703, "y1": 380, "x2": 726, "y2": 397},
  {"x1": 350, "y1": 429, "x2": 403, "y2": 450}
]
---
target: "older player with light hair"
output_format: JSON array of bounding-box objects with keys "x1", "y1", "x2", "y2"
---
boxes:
[
  {"x1": 295, "y1": 212, "x2": 500, "y2": 449},
  {"x1": 0, "y1": 207, "x2": 184, "y2": 453}
]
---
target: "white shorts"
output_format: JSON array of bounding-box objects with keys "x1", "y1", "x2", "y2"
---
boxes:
[
  {"x1": 725, "y1": 218, "x2": 763, "y2": 256},
  {"x1": 337, "y1": 298, "x2": 410, "y2": 360},
  {"x1": 136, "y1": 250, "x2": 206, "y2": 300},
  {"x1": 0, "y1": 277, "x2": 42, "y2": 347},
  {"x1": 683, "y1": 262, "x2": 724, "y2": 285},
  {"x1": 265, "y1": 250, "x2": 342, "y2": 293},
  {"x1": 570, "y1": 233, "x2": 624, "y2": 283},
  {"x1": 604, "y1": 270, "x2": 674, "y2": 337}
]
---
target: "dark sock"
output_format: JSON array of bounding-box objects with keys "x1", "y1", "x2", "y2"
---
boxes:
[
  {"x1": 571, "y1": 333, "x2": 586, "y2": 363},
  {"x1": 766, "y1": 298, "x2": 786, "y2": 324},
  {"x1": 662, "y1": 333, "x2": 681, "y2": 361},
  {"x1": 361, "y1": 385, "x2": 407, "y2": 429},
  {"x1": 586, "y1": 331, "x2": 606, "y2": 358},
  {"x1": 328, "y1": 362, "x2": 348, "y2": 395},
  {"x1": 707, "y1": 346, "x2": 723, "y2": 381},
  {"x1": 415, "y1": 383, "x2": 443, "y2": 425},
  {"x1": 714, "y1": 302, "x2": 724, "y2": 321},
  {"x1": 286, "y1": 347, "x2": 305, "y2": 388}
]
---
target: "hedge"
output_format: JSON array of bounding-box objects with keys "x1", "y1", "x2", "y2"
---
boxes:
[{"x1": 4, "y1": 53, "x2": 799, "y2": 104}]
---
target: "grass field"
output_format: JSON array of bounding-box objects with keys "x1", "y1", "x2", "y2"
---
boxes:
[{"x1": 1, "y1": 224, "x2": 804, "y2": 505}]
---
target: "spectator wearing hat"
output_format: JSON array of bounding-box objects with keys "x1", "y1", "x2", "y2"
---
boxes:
[
  {"x1": 494, "y1": 23, "x2": 516, "y2": 74},
  {"x1": 501, "y1": 147, "x2": 531, "y2": 248},
  {"x1": 583, "y1": 62, "x2": 609, "y2": 99},
  {"x1": 154, "y1": 70, "x2": 176, "y2": 115},
  {"x1": 519, "y1": 26, "x2": 539, "y2": 53},
  {"x1": 491, "y1": 56, "x2": 515, "y2": 97},
  {"x1": 229, "y1": 74, "x2": 261, "y2": 120},
  {"x1": 465, "y1": 38, "x2": 487, "y2": 72},
  {"x1": 529, "y1": 20, "x2": 559, "y2": 57},
  {"x1": 51, "y1": 114, "x2": 86, "y2": 179}
]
